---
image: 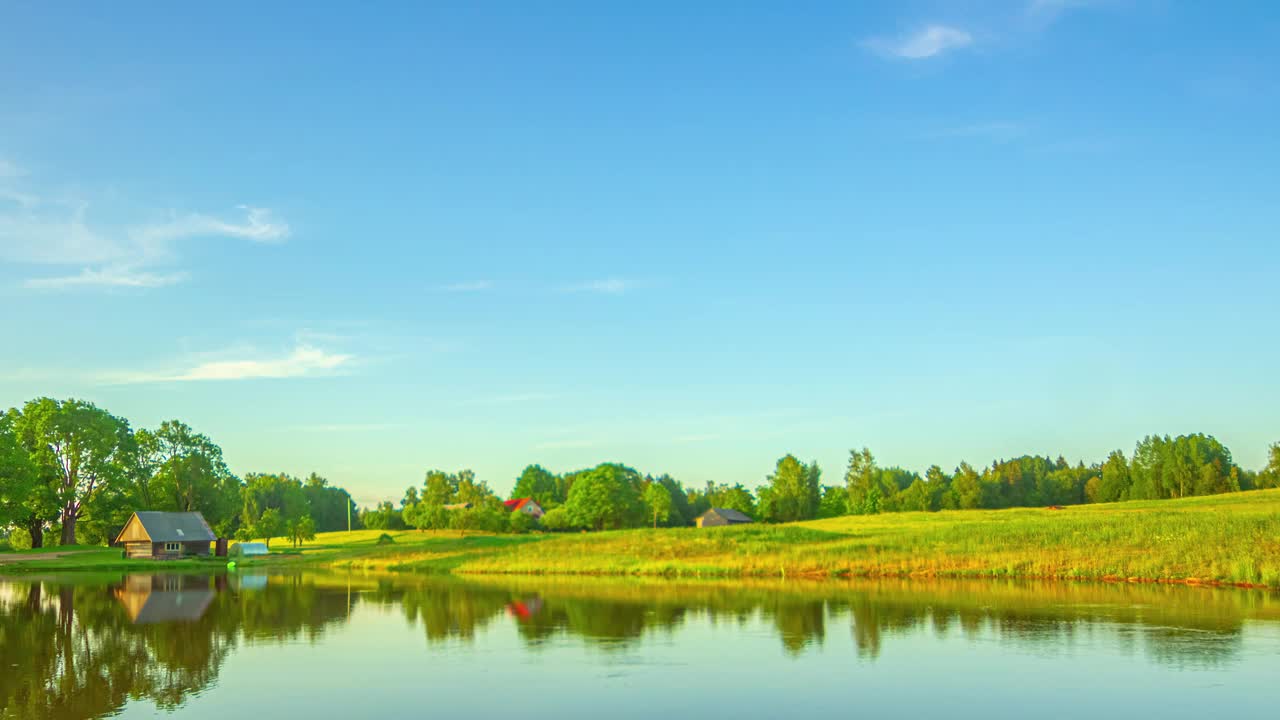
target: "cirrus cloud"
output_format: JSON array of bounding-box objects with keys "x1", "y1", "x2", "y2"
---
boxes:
[
  {"x1": 865, "y1": 25, "x2": 974, "y2": 60},
  {"x1": 102, "y1": 344, "x2": 353, "y2": 384},
  {"x1": 2, "y1": 161, "x2": 290, "y2": 291}
]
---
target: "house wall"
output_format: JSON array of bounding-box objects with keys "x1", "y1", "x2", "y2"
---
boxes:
[
  {"x1": 125, "y1": 541, "x2": 211, "y2": 560},
  {"x1": 117, "y1": 516, "x2": 151, "y2": 543},
  {"x1": 125, "y1": 541, "x2": 154, "y2": 559}
]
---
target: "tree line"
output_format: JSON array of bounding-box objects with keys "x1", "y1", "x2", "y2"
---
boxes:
[
  {"x1": 0, "y1": 397, "x2": 358, "y2": 548},
  {"x1": 4, "y1": 396, "x2": 1278, "y2": 544},
  {"x1": 372, "y1": 433, "x2": 1280, "y2": 533}
]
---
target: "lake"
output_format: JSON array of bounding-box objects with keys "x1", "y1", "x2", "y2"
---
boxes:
[{"x1": 2, "y1": 572, "x2": 1277, "y2": 719}]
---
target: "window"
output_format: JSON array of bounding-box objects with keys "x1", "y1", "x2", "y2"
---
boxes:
[{"x1": 164, "y1": 542, "x2": 181, "y2": 552}]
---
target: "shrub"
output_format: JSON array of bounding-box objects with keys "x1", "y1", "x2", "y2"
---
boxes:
[
  {"x1": 8, "y1": 527, "x2": 32, "y2": 551},
  {"x1": 376, "y1": 533, "x2": 396, "y2": 545},
  {"x1": 539, "y1": 507, "x2": 573, "y2": 532},
  {"x1": 508, "y1": 510, "x2": 536, "y2": 534}
]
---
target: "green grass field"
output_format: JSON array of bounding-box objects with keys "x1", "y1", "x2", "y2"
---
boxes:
[
  {"x1": 262, "y1": 489, "x2": 1280, "y2": 588},
  {"x1": 4, "y1": 490, "x2": 1279, "y2": 587}
]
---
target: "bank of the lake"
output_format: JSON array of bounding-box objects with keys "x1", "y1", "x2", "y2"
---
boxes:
[
  {"x1": 4, "y1": 489, "x2": 1279, "y2": 587},
  {"x1": 286, "y1": 489, "x2": 1280, "y2": 588}
]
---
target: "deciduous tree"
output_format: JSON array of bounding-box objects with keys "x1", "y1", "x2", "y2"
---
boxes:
[{"x1": 14, "y1": 398, "x2": 134, "y2": 545}]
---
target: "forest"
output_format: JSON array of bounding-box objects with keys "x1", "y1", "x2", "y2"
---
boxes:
[{"x1": 2, "y1": 396, "x2": 1279, "y2": 545}]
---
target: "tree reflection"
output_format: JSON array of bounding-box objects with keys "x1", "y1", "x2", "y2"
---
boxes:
[
  {"x1": 0, "y1": 573, "x2": 350, "y2": 720},
  {"x1": 0, "y1": 573, "x2": 1273, "y2": 719}
]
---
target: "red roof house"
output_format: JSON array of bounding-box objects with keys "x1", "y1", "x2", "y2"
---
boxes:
[{"x1": 503, "y1": 498, "x2": 545, "y2": 520}]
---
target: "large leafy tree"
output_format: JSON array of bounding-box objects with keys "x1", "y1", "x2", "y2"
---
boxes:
[
  {"x1": 642, "y1": 482, "x2": 672, "y2": 528},
  {"x1": 1131, "y1": 434, "x2": 1238, "y2": 500},
  {"x1": 1259, "y1": 443, "x2": 1280, "y2": 490},
  {"x1": 13, "y1": 398, "x2": 134, "y2": 546},
  {"x1": 651, "y1": 474, "x2": 692, "y2": 526},
  {"x1": 241, "y1": 473, "x2": 308, "y2": 540},
  {"x1": 564, "y1": 463, "x2": 643, "y2": 531},
  {"x1": 950, "y1": 462, "x2": 984, "y2": 510},
  {"x1": 844, "y1": 448, "x2": 878, "y2": 515},
  {"x1": 511, "y1": 464, "x2": 562, "y2": 506},
  {"x1": 704, "y1": 482, "x2": 757, "y2": 518},
  {"x1": 1, "y1": 412, "x2": 60, "y2": 546},
  {"x1": 453, "y1": 470, "x2": 496, "y2": 507},
  {"x1": 422, "y1": 470, "x2": 457, "y2": 506},
  {"x1": 304, "y1": 473, "x2": 356, "y2": 532},
  {"x1": 765, "y1": 455, "x2": 820, "y2": 522},
  {"x1": 135, "y1": 420, "x2": 242, "y2": 536}
]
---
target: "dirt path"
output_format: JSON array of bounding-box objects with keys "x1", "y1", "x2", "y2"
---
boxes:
[{"x1": 0, "y1": 550, "x2": 99, "y2": 564}]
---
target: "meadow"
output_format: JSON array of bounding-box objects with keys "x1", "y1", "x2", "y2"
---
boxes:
[
  {"x1": 4, "y1": 489, "x2": 1278, "y2": 587},
  {"x1": 274, "y1": 488, "x2": 1280, "y2": 587}
]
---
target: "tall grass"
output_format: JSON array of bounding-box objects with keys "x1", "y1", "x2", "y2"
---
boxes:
[
  {"x1": 5, "y1": 490, "x2": 1277, "y2": 587},
  {"x1": 417, "y1": 490, "x2": 1280, "y2": 587}
]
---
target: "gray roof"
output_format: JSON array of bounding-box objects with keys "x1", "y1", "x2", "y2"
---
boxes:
[
  {"x1": 703, "y1": 507, "x2": 753, "y2": 523},
  {"x1": 131, "y1": 589, "x2": 216, "y2": 624},
  {"x1": 132, "y1": 512, "x2": 217, "y2": 542}
]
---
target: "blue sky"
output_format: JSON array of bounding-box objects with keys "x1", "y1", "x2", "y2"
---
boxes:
[{"x1": 1, "y1": 1, "x2": 1277, "y2": 505}]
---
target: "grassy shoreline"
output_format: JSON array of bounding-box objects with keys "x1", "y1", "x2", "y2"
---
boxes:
[{"x1": 4, "y1": 489, "x2": 1279, "y2": 588}]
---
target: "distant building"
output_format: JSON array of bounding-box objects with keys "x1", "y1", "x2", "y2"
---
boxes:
[
  {"x1": 442, "y1": 502, "x2": 473, "y2": 511},
  {"x1": 695, "y1": 508, "x2": 754, "y2": 528},
  {"x1": 114, "y1": 511, "x2": 217, "y2": 560},
  {"x1": 503, "y1": 498, "x2": 545, "y2": 520},
  {"x1": 228, "y1": 542, "x2": 269, "y2": 557}
]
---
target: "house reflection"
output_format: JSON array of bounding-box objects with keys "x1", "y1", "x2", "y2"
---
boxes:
[
  {"x1": 506, "y1": 596, "x2": 544, "y2": 621},
  {"x1": 113, "y1": 574, "x2": 220, "y2": 625}
]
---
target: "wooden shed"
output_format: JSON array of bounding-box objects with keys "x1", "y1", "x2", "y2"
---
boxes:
[
  {"x1": 113, "y1": 511, "x2": 217, "y2": 560},
  {"x1": 695, "y1": 507, "x2": 754, "y2": 528}
]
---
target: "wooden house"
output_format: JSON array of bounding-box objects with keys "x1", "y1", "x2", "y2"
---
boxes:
[
  {"x1": 695, "y1": 507, "x2": 754, "y2": 528},
  {"x1": 114, "y1": 511, "x2": 217, "y2": 559}
]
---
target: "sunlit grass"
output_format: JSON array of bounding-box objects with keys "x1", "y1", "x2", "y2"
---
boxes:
[
  {"x1": 374, "y1": 490, "x2": 1280, "y2": 587},
  {"x1": 4, "y1": 490, "x2": 1277, "y2": 587}
]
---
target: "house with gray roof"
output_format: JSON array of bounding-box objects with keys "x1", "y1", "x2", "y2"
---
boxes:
[
  {"x1": 114, "y1": 511, "x2": 217, "y2": 560},
  {"x1": 695, "y1": 507, "x2": 754, "y2": 528}
]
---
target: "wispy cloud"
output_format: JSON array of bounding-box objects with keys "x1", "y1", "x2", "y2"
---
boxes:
[
  {"x1": 24, "y1": 266, "x2": 188, "y2": 290},
  {"x1": 0, "y1": 158, "x2": 24, "y2": 179},
  {"x1": 440, "y1": 280, "x2": 493, "y2": 292},
  {"x1": 564, "y1": 277, "x2": 634, "y2": 295},
  {"x1": 865, "y1": 25, "x2": 973, "y2": 60},
  {"x1": 1, "y1": 165, "x2": 289, "y2": 291},
  {"x1": 104, "y1": 344, "x2": 352, "y2": 384},
  {"x1": 131, "y1": 206, "x2": 288, "y2": 248}
]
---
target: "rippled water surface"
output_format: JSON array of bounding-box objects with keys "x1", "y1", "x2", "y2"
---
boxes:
[{"x1": 2, "y1": 572, "x2": 1278, "y2": 719}]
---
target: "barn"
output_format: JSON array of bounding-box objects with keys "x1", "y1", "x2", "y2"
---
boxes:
[
  {"x1": 114, "y1": 511, "x2": 217, "y2": 560},
  {"x1": 695, "y1": 508, "x2": 754, "y2": 528}
]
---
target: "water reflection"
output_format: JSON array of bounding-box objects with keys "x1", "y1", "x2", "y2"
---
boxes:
[{"x1": 0, "y1": 573, "x2": 1276, "y2": 719}]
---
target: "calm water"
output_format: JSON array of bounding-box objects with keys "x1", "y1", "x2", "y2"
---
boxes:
[{"x1": 1, "y1": 572, "x2": 1278, "y2": 719}]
